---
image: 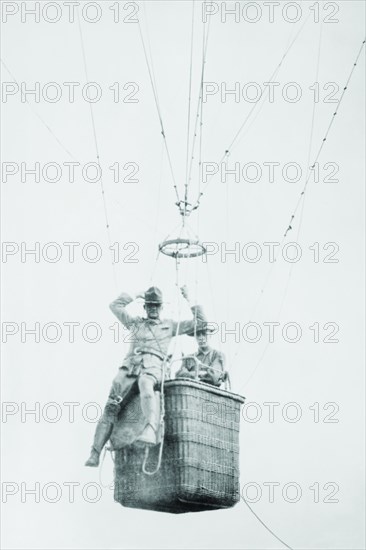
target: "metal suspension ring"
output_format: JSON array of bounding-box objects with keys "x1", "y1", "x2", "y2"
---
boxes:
[{"x1": 159, "y1": 238, "x2": 206, "y2": 259}]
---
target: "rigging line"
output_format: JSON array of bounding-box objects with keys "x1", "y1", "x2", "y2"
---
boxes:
[
  {"x1": 204, "y1": 259, "x2": 223, "y2": 353},
  {"x1": 225, "y1": 154, "x2": 231, "y2": 365},
  {"x1": 192, "y1": 13, "x2": 311, "y2": 211},
  {"x1": 283, "y1": 36, "x2": 365, "y2": 238},
  {"x1": 276, "y1": 19, "x2": 324, "y2": 318},
  {"x1": 228, "y1": 64, "x2": 283, "y2": 154},
  {"x1": 76, "y1": 8, "x2": 118, "y2": 290},
  {"x1": 242, "y1": 497, "x2": 294, "y2": 550},
  {"x1": 187, "y1": 5, "x2": 211, "y2": 205},
  {"x1": 1, "y1": 59, "x2": 77, "y2": 161},
  {"x1": 234, "y1": 14, "x2": 319, "y2": 154},
  {"x1": 150, "y1": 138, "x2": 166, "y2": 284},
  {"x1": 194, "y1": 12, "x2": 209, "y2": 305},
  {"x1": 194, "y1": 101, "x2": 204, "y2": 302},
  {"x1": 136, "y1": 9, "x2": 180, "y2": 206},
  {"x1": 184, "y1": 0, "x2": 196, "y2": 215},
  {"x1": 232, "y1": 35, "x2": 364, "y2": 383},
  {"x1": 142, "y1": 1, "x2": 159, "y2": 96},
  {"x1": 226, "y1": 14, "x2": 310, "y2": 153}
]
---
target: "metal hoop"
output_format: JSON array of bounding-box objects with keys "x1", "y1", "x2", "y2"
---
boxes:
[{"x1": 159, "y1": 238, "x2": 206, "y2": 259}]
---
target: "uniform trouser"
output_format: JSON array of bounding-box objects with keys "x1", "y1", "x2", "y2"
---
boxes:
[{"x1": 90, "y1": 364, "x2": 161, "y2": 453}]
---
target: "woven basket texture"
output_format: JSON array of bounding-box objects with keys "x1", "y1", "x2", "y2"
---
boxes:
[{"x1": 114, "y1": 379, "x2": 245, "y2": 513}]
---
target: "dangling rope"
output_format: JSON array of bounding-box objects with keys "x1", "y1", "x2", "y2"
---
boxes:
[
  {"x1": 142, "y1": 255, "x2": 186, "y2": 475},
  {"x1": 242, "y1": 497, "x2": 293, "y2": 550},
  {"x1": 137, "y1": 5, "x2": 180, "y2": 207},
  {"x1": 142, "y1": 359, "x2": 166, "y2": 475},
  {"x1": 76, "y1": 8, "x2": 118, "y2": 290}
]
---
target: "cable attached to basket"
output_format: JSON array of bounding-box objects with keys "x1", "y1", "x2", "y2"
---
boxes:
[{"x1": 142, "y1": 360, "x2": 167, "y2": 475}]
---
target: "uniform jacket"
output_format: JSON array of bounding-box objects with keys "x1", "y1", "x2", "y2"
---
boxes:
[
  {"x1": 110, "y1": 292, "x2": 206, "y2": 371},
  {"x1": 176, "y1": 347, "x2": 226, "y2": 386}
]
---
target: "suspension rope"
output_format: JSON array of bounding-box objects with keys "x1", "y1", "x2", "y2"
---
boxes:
[
  {"x1": 142, "y1": 359, "x2": 166, "y2": 476},
  {"x1": 137, "y1": 7, "x2": 180, "y2": 206},
  {"x1": 275, "y1": 19, "x2": 324, "y2": 318},
  {"x1": 192, "y1": 14, "x2": 310, "y2": 212},
  {"x1": 149, "y1": 138, "x2": 165, "y2": 284},
  {"x1": 283, "y1": 37, "x2": 366, "y2": 238},
  {"x1": 187, "y1": 6, "x2": 211, "y2": 213},
  {"x1": 194, "y1": 7, "x2": 209, "y2": 304},
  {"x1": 249, "y1": 19, "x2": 323, "y2": 328},
  {"x1": 230, "y1": 36, "x2": 365, "y2": 386},
  {"x1": 230, "y1": 24, "x2": 306, "y2": 154},
  {"x1": 76, "y1": 8, "x2": 118, "y2": 290},
  {"x1": 184, "y1": 0, "x2": 196, "y2": 217},
  {"x1": 242, "y1": 497, "x2": 293, "y2": 550},
  {"x1": 1, "y1": 59, "x2": 77, "y2": 161}
]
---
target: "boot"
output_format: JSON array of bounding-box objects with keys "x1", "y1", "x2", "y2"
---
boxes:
[
  {"x1": 85, "y1": 448, "x2": 101, "y2": 467},
  {"x1": 137, "y1": 382, "x2": 159, "y2": 446},
  {"x1": 85, "y1": 419, "x2": 113, "y2": 467},
  {"x1": 136, "y1": 423, "x2": 157, "y2": 447}
]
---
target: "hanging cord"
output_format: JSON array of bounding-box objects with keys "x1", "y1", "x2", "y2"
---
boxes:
[
  {"x1": 192, "y1": 14, "x2": 310, "y2": 212},
  {"x1": 242, "y1": 497, "x2": 293, "y2": 550},
  {"x1": 141, "y1": 258, "x2": 186, "y2": 474},
  {"x1": 76, "y1": 8, "x2": 118, "y2": 290},
  {"x1": 1, "y1": 59, "x2": 77, "y2": 161},
  {"x1": 137, "y1": 4, "x2": 180, "y2": 206},
  {"x1": 142, "y1": 359, "x2": 166, "y2": 475}
]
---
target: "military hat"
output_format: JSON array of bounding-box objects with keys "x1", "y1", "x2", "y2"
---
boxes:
[
  {"x1": 187, "y1": 320, "x2": 216, "y2": 337},
  {"x1": 144, "y1": 286, "x2": 163, "y2": 305}
]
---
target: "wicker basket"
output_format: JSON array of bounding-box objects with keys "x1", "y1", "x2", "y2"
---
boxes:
[{"x1": 114, "y1": 379, "x2": 245, "y2": 513}]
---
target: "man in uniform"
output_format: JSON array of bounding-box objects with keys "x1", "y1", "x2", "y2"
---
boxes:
[
  {"x1": 85, "y1": 285, "x2": 205, "y2": 467},
  {"x1": 176, "y1": 321, "x2": 226, "y2": 387}
]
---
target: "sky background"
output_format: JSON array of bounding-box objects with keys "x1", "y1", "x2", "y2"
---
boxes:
[{"x1": 1, "y1": 1, "x2": 365, "y2": 549}]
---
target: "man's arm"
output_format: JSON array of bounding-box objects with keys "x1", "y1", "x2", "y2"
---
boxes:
[
  {"x1": 109, "y1": 291, "x2": 142, "y2": 328},
  {"x1": 200, "y1": 351, "x2": 226, "y2": 386}
]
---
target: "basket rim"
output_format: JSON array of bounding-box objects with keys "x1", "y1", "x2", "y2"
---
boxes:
[{"x1": 165, "y1": 379, "x2": 245, "y2": 403}]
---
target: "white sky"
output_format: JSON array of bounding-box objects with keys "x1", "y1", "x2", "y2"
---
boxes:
[{"x1": 1, "y1": 1, "x2": 365, "y2": 549}]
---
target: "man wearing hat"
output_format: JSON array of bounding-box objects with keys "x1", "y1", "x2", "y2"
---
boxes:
[
  {"x1": 176, "y1": 321, "x2": 226, "y2": 387},
  {"x1": 85, "y1": 285, "x2": 205, "y2": 467}
]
